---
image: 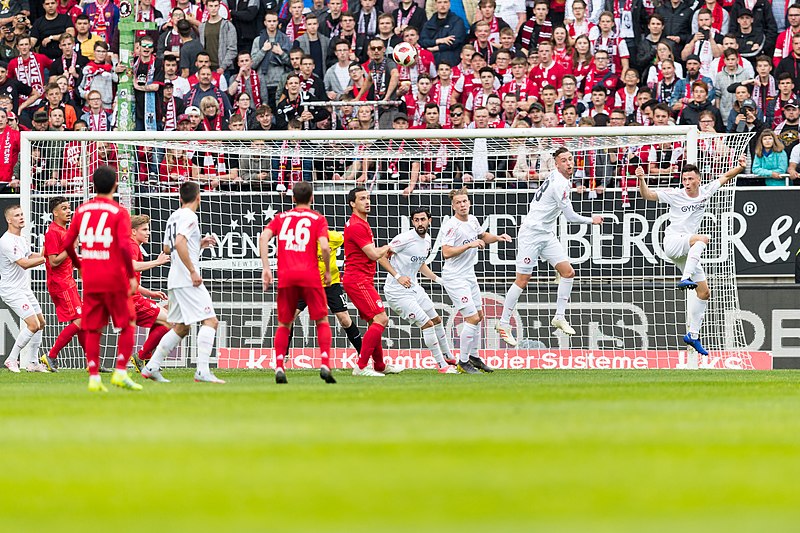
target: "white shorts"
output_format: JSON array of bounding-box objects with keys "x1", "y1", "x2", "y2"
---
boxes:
[
  {"x1": 442, "y1": 274, "x2": 482, "y2": 317},
  {"x1": 663, "y1": 233, "x2": 706, "y2": 282},
  {"x1": 0, "y1": 287, "x2": 42, "y2": 320},
  {"x1": 515, "y1": 226, "x2": 569, "y2": 274},
  {"x1": 385, "y1": 284, "x2": 438, "y2": 328},
  {"x1": 167, "y1": 285, "x2": 216, "y2": 325}
]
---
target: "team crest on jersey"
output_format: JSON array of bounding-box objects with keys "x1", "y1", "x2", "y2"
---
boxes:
[
  {"x1": 524, "y1": 257, "x2": 531, "y2": 264},
  {"x1": 76, "y1": 307, "x2": 82, "y2": 314},
  {"x1": 22, "y1": 303, "x2": 29, "y2": 311},
  {"x1": 375, "y1": 299, "x2": 383, "y2": 308}
]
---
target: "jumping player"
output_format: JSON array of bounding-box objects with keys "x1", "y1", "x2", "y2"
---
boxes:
[
  {"x1": 343, "y1": 187, "x2": 403, "y2": 377},
  {"x1": 496, "y1": 147, "x2": 604, "y2": 346},
  {"x1": 635, "y1": 155, "x2": 747, "y2": 355},
  {"x1": 378, "y1": 208, "x2": 458, "y2": 373},
  {"x1": 0, "y1": 206, "x2": 47, "y2": 373},
  {"x1": 63, "y1": 166, "x2": 142, "y2": 392},
  {"x1": 260, "y1": 181, "x2": 336, "y2": 385}
]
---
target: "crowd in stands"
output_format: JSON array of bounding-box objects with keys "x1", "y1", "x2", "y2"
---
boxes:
[{"x1": 3, "y1": 0, "x2": 800, "y2": 192}]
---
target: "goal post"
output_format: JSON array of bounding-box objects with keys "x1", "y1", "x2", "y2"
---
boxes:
[{"x1": 19, "y1": 126, "x2": 764, "y2": 371}]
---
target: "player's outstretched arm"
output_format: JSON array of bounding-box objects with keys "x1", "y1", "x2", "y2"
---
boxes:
[
  {"x1": 259, "y1": 228, "x2": 275, "y2": 290},
  {"x1": 719, "y1": 154, "x2": 748, "y2": 186},
  {"x1": 442, "y1": 239, "x2": 485, "y2": 259},
  {"x1": 134, "y1": 252, "x2": 170, "y2": 272},
  {"x1": 360, "y1": 243, "x2": 392, "y2": 261},
  {"x1": 14, "y1": 253, "x2": 46, "y2": 270},
  {"x1": 636, "y1": 166, "x2": 659, "y2": 201},
  {"x1": 479, "y1": 231, "x2": 512, "y2": 244}
]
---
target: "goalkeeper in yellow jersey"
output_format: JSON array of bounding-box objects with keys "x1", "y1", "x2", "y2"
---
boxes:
[{"x1": 290, "y1": 230, "x2": 363, "y2": 353}]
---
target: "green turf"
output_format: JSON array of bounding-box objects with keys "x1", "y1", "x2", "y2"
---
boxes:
[{"x1": 1, "y1": 369, "x2": 799, "y2": 532}]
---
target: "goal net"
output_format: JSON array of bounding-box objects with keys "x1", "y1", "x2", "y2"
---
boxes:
[{"x1": 18, "y1": 127, "x2": 763, "y2": 371}]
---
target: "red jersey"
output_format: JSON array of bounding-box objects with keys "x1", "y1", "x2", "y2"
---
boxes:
[
  {"x1": 43, "y1": 221, "x2": 77, "y2": 292},
  {"x1": 128, "y1": 237, "x2": 143, "y2": 286},
  {"x1": 64, "y1": 196, "x2": 135, "y2": 294},
  {"x1": 528, "y1": 61, "x2": 568, "y2": 98},
  {"x1": 266, "y1": 207, "x2": 329, "y2": 289},
  {"x1": 343, "y1": 213, "x2": 376, "y2": 285},
  {"x1": 499, "y1": 79, "x2": 537, "y2": 102},
  {"x1": 0, "y1": 126, "x2": 20, "y2": 183}
]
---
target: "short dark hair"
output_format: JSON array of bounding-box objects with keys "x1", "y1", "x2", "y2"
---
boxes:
[
  {"x1": 653, "y1": 103, "x2": 671, "y2": 115},
  {"x1": 293, "y1": 181, "x2": 313, "y2": 205},
  {"x1": 180, "y1": 181, "x2": 200, "y2": 205},
  {"x1": 49, "y1": 196, "x2": 69, "y2": 213},
  {"x1": 92, "y1": 165, "x2": 117, "y2": 194},
  {"x1": 411, "y1": 207, "x2": 431, "y2": 219},
  {"x1": 682, "y1": 163, "x2": 701, "y2": 175},
  {"x1": 553, "y1": 146, "x2": 571, "y2": 159},
  {"x1": 347, "y1": 186, "x2": 367, "y2": 208}
]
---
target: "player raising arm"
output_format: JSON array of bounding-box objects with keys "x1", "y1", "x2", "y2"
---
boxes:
[
  {"x1": 127, "y1": 215, "x2": 172, "y2": 373},
  {"x1": 260, "y1": 181, "x2": 336, "y2": 385},
  {"x1": 441, "y1": 187, "x2": 512, "y2": 374},
  {"x1": 63, "y1": 166, "x2": 142, "y2": 392},
  {"x1": 496, "y1": 147, "x2": 604, "y2": 346},
  {"x1": 142, "y1": 182, "x2": 223, "y2": 384},
  {"x1": 378, "y1": 208, "x2": 458, "y2": 374},
  {"x1": 1, "y1": 206, "x2": 47, "y2": 373},
  {"x1": 635, "y1": 155, "x2": 747, "y2": 355}
]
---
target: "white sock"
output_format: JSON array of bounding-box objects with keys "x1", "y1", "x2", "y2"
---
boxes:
[
  {"x1": 555, "y1": 277, "x2": 574, "y2": 318},
  {"x1": 434, "y1": 323, "x2": 453, "y2": 361},
  {"x1": 147, "y1": 329, "x2": 183, "y2": 370},
  {"x1": 470, "y1": 321, "x2": 483, "y2": 358},
  {"x1": 682, "y1": 242, "x2": 706, "y2": 280},
  {"x1": 688, "y1": 292, "x2": 709, "y2": 337},
  {"x1": 422, "y1": 327, "x2": 446, "y2": 368},
  {"x1": 459, "y1": 322, "x2": 478, "y2": 363},
  {"x1": 500, "y1": 283, "x2": 524, "y2": 324},
  {"x1": 7, "y1": 328, "x2": 34, "y2": 364},
  {"x1": 196, "y1": 325, "x2": 216, "y2": 374},
  {"x1": 27, "y1": 330, "x2": 43, "y2": 367}
]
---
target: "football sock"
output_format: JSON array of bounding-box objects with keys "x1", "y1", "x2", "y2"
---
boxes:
[
  {"x1": 358, "y1": 323, "x2": 384, "y2": 370},
  {"x1": 470, "y1": 321, "x2": 483, "y2": 358},
  {"x1": 116, "y1": 325, "x2": 134, "y2": 370},
  {"x1": 49, "y1": 322, "x2": 80, "y2": 359},
  {"x1": 147, "y1": 329, "x2": 183, "y2": 370},
  {"x1": 140, "y1": 325, "x2": 169, "y2": 360},
  {"x1": 500, "y1": 282, "x2": 524, "y2": 324},
  {"x1": 77, "y1": 329, "x2": 87, "y2": 350},
  {"x1": 422, "y1": 327, "x2": 446, "y2": 368},
  {"x1": 28, "y1": 330, "x2": 43, "y2": 367},
  {"x1": 688, "y1": 292, "x2": 709, "y2": 337},
  {"x1": 682, "y1": 242, "x2": 706, "y2": 280},
  {"x1": 286, "y1": 325, "x2": 295, "y2": 349},
  {"x1": 84, "y1": 331, "x2": 102, "y2": 377},
  {"x1": 373, "y1": 334, "x2": 386, "y2": 372},
  {"x1": 317, "y1": 321, "x2": 332, "y2": 368},
  {"x1": 275, "y1": 325, "x2": 290, "y2": 370},
  {"x1": 434, "y1": 323, "x2": 453, "y2": 360},
  {"x1": 344, "y1": 322, "x2": 362, "y2": 352},
  {"x1": 7, "y1": 327, "x2": 34, "y2": 364},
  {"x1": 555, "y1": 277, "x2": 574, "y2": 318},
  {"x1": 196, "y1": 325, "x2": 216, "y2": 375},
  {"x1": 459, "y1": 322, "x2": 478, "y2": 363}
]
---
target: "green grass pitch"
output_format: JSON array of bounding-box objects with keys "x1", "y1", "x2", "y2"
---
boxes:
[{"x1": 1, "y1": 369, "x2": 799, "y2": 532}]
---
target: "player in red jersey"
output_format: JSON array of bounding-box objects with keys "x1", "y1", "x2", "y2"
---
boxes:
[
  {"x1": 40, "y1": 197, "x2": 85, "y2": 372},
  {"x1": 127, "y1": 214, "x2": 172, "y2": 372},
  {"x1": 63, "y1": 166, "x2": 142, "y2": 392},
  {"x1": 343, "y1": 187, "x2": 403, "y2": 377},
  {"x1": 260, "y1": 181, "x2": 336, "y2": 385}
]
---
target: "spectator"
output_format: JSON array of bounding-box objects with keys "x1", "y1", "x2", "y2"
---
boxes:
[
  {"x1": 324, "y1": 38, "x2": 354, "y2": 99},
  {"x1": 162, "y1": 53, "x2": 189, "y2": 99},
  {"x1": 83, "y1": 0, "x2": 121, "y2": 45},
  {"x1": 420, "y1": 0, "x2": 467, "y2": 66},
  {"x1": 296, "y1": 14, "x2": 330, "y2": 79},
  {"x1": 773, "y1": 97, "x2": 800, "y2": 154},
  {"x1": 354, "y1": 0, "x2": 379, "y2": 36},
  {"x1": 252, "y1": 103, "x2": 274, "y2": 130},
  {"x1": 715, "y1": 48, "x2": 751, "y2": 120},
  {"x1": 528, "y1": 40, "x2": 567, "y2": 97},
  {"x1": 251, "y1": 10, "x2": 292, "y2": 109},
  {"x1": 50, "y1": 34, "x2": 86, "y2": 106},
  {"x1": 73, "y1": 14, "x2": 102, "y2": 61},
  {"x1": 465, "y1": 66, "x2": 498, "y2": 117},
  {"x1": 156, "y1": 8, "x2": 186, "y2": 59},
  {"x1": 31, "y1": 0, "x2": 75, "y2": 60},
  {"x1": 582, "y1": 49, "x2": 619, "y2": 96},
  {"x1": 561, "y1": 102, "x2": 578, "y2": 126},
  {"x1": 0, "y1": 60, "x2": 39, "y2": 115},
  {"x1": 230, "y1": 91, "x2": 256, "y2": 128},
  {"x1": 375, "y1": 14, "x2": 402, "y2": 56},
  {"x1": 565, "y1": 0, "x2": 596, "y2": 41},
  {"x1": 710, "y1": 34, "x2": 755, "y2": 77},
  {"x1": 556, "y1": 74, "x2": 587, "y2": 116},
  {"x1": 186, "y1": 65, "x2": 231, "y2": 113},
  {"x1": 678, "y1": 80, "x2": 724, "y2": 132},
  {"x1": 729, "y1": 0, "x2": 777, "y2": 57},
  {"x1": 647, "y1": 42, "x2": 684, "y2": 88},
  {"x1": 517, "y1": 0, "x2": 552, "y2": 54},
  {"x1": 280, "y1": 0, "x2": 307, "y2": 42},
  {"x1": 274, "y1": 73, "x2": 327, "y2": 129},
  {"x1": 583, "y1": 85, "x2": 613, "y2": 117},
  {"x1": 344, "y1": 60, "x2": 373, "y2": 100},
  {"x1": 37, "y1": 82, "x2": 78, "y2": 129},
  {"x1": 671, "y1": 55, "x2": 716, "y2": 115},
  {"x1": 363, "y1": 36, "x2": 399, "y2": 123},
  {"x1": 228, "y1": 51, "x2": 264, "y2": 108},
  {"x1": 635, "y1": 14, "x2": 670, "y2": 73},
  {"x1": 402, "y1": 72, "x2": 433, "y2": 126},
  {"x1": 299, "y1": 54, "x2": 326, "y2": 101},
  {"x1": 319, "y1": 0, "x2": 344, "y2": 38},
  {"x1": 776, "y1": 33, "x2": 800, "y2": 89},
  {"x1": 81, "y1": 89, "x2": 111, "y2": 130},
  {"x1": 449, "y1": 102, "x2": 466, "y2": 128},
  {"x1": 774, "y1": 4, "x2": 800, "y2": 68},
  {"x1": 159, "y1": 81, "x2": 185, "y2": 130},
  {"x1": 399, "y1": 26, "x2": 437, "y2": 82},
  {"x1": 159, "y1": 146, "x2": 198, "y2": 191},
  {"x1": 177, "y1": 20, "x2": 203, "y2": 77},
  {"x1": 615, "y1": 68, "x2": 640, "y2": 116},
  {"x1": 570, "y1": 34, "x2": 592, "y2": 89},
  {"x1": 230, "y1": 0, "x2": 260, "y2": 53},
  {"x1": 691, "y1": 0, "x2": 729, "y2": 35},
  {"x1": 736, "y1": 9, "x2": 765, "y2": 65},
  {"x1": 538, "y1": 84, "x2": 557, "y2": 114},
  {"x1": 133, "y1": 35, "x2": 164, "y2": 131},
  {"x1": 199, "y1": 0, "x2": 237, "y2": 75},
  {"x1": 7, "y1": 35, "x2": 52, "y2": 100},
  {"x1": 769, "y1": 72, "x2": 797, "y2": 127},
  {"x1": 682, "y1": 8, "x2": 724, "y2": 78},
  {"x1": 0, "y1": 107, "x2": 20, "y2": 191},
  {"x1": 752, "y1": 55, "x2": 777, "y2": 121},
  {"x1": 726, "y1": 81, "x2": 756, "y2": 131},
  {"x1": 590, "y1": 10, "x2": 631, "y2": 75},
  {"x1": 79, "y1": 41, "x2": 116, "y2": 110},
  {"x1": 471, "y1": 0, "x2": 511, "y2": 46},
  {"x1": 656, "y1": 0, "x2": 692, "y2": 50},
  {"x1": 752, "y1": 129, "x2": 788, "y2": 185}
]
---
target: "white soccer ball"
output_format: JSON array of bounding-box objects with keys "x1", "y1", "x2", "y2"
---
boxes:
[{"x1": 392, "y1": 42, "x2": 417, "y2": 67}]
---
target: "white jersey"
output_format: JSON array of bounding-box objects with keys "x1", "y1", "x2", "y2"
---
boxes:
[
  {"x1": 0, "y1": 232, "x2": 30, "y2": 291},
  {"x1": 441, "y1": 214, "x2": 482, "y2": 277},
  {"x1": 656, "y1": 179, "x2": 721, "y2": 236},
  {"x1": 522, "y1": 170, "x2": 587, "y2": 234},
  {"x1": 384, "y1": 229, "x2": 431, "y2": 289},
  {"x1": 165, "y1": 207, "x2": 202, "y2": 289}
]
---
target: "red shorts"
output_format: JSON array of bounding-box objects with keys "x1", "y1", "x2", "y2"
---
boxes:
[
  {"x1": 133, "y1": 295, "x2": 161, "y2": 328},
  {"x1": 277, "y1": 285, "x2": 327, "y2": 324},
  {"x1": 49, "y1": 285, "x2": 82, "y2": 322},
  {"x1": 82, "y1": 291, "x2": 135, "y2": 331},
  {"x1": 343, "y1": 280, "x2": 384, "y2": 321}
]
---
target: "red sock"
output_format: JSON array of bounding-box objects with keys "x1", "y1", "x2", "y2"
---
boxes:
[
  {"x1": 84, "y1": 331, "x2": 101, "y2": 376},
  {"x1": 317, "y1": 321, "x2": 332, "y2": 368},
  {"x1": 373, "y1": 337, "x2": 386, "y2": 372},
  {"x1": 139, "y1": 325, "x2": 169, "y2": 360},
  {"x1": 358, "y1": 323, "x2": 385, "y2": 370},
  {"x1": 275, "y1": 326, "x2": 290, "y2": 370},
  {"x1": 77, "y1": 329, "x2": 87, "y2": 350},
  {"x1": 49, "y1": 322, "x2": 80, "y2": 359},
  {"x1": 116, "y1": 326, "x2": 134, "y2": 371}
]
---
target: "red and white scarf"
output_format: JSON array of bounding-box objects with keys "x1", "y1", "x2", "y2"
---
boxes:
[
  {"x1": 237, "y1": 69, "x2": 263, "y2": 108},
  {"x1": 202, "y1": 113, "x2": 222, "y2": 131},
  {"x1": 279, "y1": 140, "x2": 303, "y2": 187},
  {"x1": 1, "y1": 126, "x2": 16, "y2": 170},
  {"x1": 88, "y1": 110, "x2": 109, "y2": 131},
  {"x1": 285, "y1": 17, "x2": 306, "y2": 42},
  {"x1": 61, "y1": 53, "x2": 78, "y2": 99},
  {"x1": 16, "y1": 54, "x2": 45, "y2": 96},
  {"x1": 93, "y1": 0, "x2": 111, "y2": 41},
  {"x1": 396, "y1": 4, "x2": 417, "y2": 28},
  {"x1": 163, "y1": 97, "x2": 177, "y2": 130}
]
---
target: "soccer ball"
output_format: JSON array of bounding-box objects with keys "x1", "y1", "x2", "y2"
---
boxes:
[{"x1": 392, "y1": 42, "x2": 417, "y2": 67}]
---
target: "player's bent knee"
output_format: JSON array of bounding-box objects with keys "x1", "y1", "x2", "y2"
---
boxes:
[
  {"x1": 174, "y1": 324, "x2": 191, "y2": 337},
  {"x1": 421, "y1": 321, "x2": 434, "y2": 329},
  {"x1": 431, "y1": 315, "x2": 442, "y2": 325},
  {"x1": 202, "y1": 317, "x2": 219, "y2": 329},
  {"x1": 374, "y1": 313, "x2": 390, "y2": 327}
]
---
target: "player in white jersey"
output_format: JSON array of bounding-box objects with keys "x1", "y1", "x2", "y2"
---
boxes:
[
  {"x1": 635, "y1": 156, "x2": 747, "y2": 355},
  {"x1": 142, "y1": 182, "x2": 224, "y2": 383},
  {"x1": 496, "y1": 147, "x2": 605, "y2": 345},
  {"x1": 0, "y1": 206, "x2": 48, "y2": 373},
  {"x1": 441, "y1": 188, "x2": 512, "y2": 374},
  {"x1": 378, "y1": 208, "x2": 458, "y2": 374}
]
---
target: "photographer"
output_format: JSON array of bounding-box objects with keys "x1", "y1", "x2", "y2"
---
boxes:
[{"x1": 682, "y1": 8, "x2": 724, "y2": 78}]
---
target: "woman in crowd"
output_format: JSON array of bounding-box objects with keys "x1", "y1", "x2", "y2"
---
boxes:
[{"x1": 751, "y1": 129, "x2": 789, "y2": 186}]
